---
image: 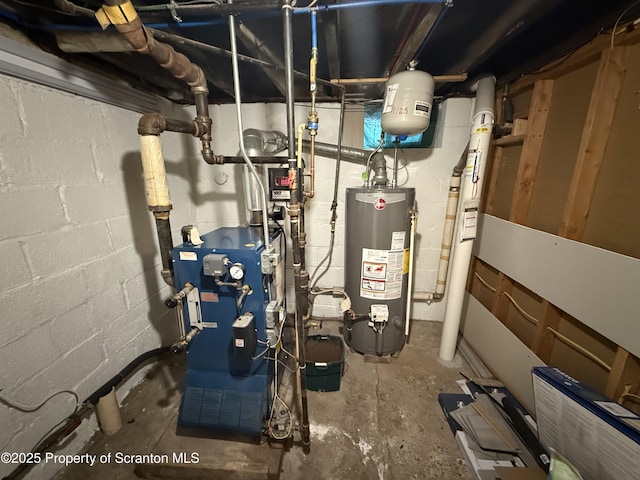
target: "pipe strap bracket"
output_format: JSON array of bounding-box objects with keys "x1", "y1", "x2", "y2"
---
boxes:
[{"x1": 96, "y1": 2, "x2": 139, "y2": 30}]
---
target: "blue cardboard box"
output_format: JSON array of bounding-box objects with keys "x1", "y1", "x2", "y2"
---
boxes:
[{"x1": 532, "y1": 367, "x2": 640, "y2": 480}]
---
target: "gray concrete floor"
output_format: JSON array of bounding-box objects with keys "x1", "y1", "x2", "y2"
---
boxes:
[{"x1": 57, "y1": 321, "x2": 471, "y2": 480}]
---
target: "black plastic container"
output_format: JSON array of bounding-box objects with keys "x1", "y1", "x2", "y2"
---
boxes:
[{"x1": 305, "y1": 335, "x2": 344, "y2": 392}]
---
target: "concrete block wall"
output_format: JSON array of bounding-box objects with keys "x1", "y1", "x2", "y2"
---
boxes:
[
  {"x1": 197, "y1": 98, "x2": 473, "y2": 321},
  {"x1": 0, "y1": 74, "x2": 198, "y2": 479}
]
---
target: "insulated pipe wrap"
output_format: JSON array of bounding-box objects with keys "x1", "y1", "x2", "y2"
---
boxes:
[
  {"x1": 140, "y1": 135, "x2": 171, "y2": 209},
  {"x1": 435, "y1": 176, "x2": 461, "y2": 296}
]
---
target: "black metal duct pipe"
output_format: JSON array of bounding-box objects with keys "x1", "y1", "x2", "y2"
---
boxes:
[
  {"x1": 153, "y1": 213, "x2": 174, "y2": 287},
  {"x1": 302, "y1": 139, "x2": 369, "y2": 164},
  {"x1": 221, "y1": 140, "x2": 370, "y2": 165},
  {"x1": 99, "y1": 0, "x2": 215, "y2": 164},
  {"x1": 137, "y1": 112, "x2": 199, "y2": 136}
]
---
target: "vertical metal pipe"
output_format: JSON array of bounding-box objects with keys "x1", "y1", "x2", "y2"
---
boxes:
[
  {"x1": 139, "y1": 133, "x2": 174, "y2": 287},
  {"x1": 283, "y1": 0, "x2": 311, "y2": 454},
  {"x1": 392, "y1": 142, "x2": 399, "y2": 188},
  {"x1": 283, "y1": 1, "x2": 296, "y2": 163},
  {"x1": 154, "y1": 213, "x2": 174, "y2": 287}
]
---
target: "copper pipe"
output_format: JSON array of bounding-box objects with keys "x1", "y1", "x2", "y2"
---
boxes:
[
  {"x1": 330, "y1": 73, "x2": 468, "y2": 84},
  {"x1": 308, "y1": 135, "x2": 316, "y2": 198}
]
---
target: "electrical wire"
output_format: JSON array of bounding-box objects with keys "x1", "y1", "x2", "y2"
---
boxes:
[
  {"x1": 252, "y1": 345, "x2": 271, "y2": 360},
  {"x1": 611, "y1": 0, "x2": 640, "y2": 49},
  {"x1": 0, "y1": 389, "x2": 79, "y2": 413},
  {"x1": 394, "y1": 147, "x2": 410, "y2": 186},
  {"x1": 472, "y1": 272, "x2": 536, "y2": 325},
  {"x1": 619, "y1": 393, "x2": 640, "y2": 404},
  {"x1": 309, "y1": 88, "x2": 346, "y2": 289},
  {"x1": 502, "y1": 292, "x2": 539, "y2": 326},
  {"x1": 309, "y1": 288, "x2": 346, "y2": 297},
  {"x1": 267, "y1": 327, "x2": 294, "y2": 440},
  {"x1": 31, "y1": 415, "x2": 75, "y2": 455},
  {"x1": 265, "y1": 356, "x2": 299, "y2": 373},
  {"x1": 309, "y1": 230, "x2": 335, "y2": 287},
  {"x1": 292, "y1": 0, "x2": 318, "y2": 10},
  {"x1": 473, "y1": 272, "x2": 497, "y2": 293},
  {"x1": 546, "y1": 327, "x2": 612, "y2": 372},
  {"x1": 365, "y1": 138, "x2": 384, "y2": 187}
]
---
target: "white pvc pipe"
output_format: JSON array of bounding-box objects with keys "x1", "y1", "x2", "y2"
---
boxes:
[
  {"x1": 405, "y1": 209, "x2": 417, "y2": 337},
  {"x1": 96, "y1": 387, "x2": 122, "y2": 435},
  {"x1": 439, "y1": 76, "x2": 496, "y2": 362}
]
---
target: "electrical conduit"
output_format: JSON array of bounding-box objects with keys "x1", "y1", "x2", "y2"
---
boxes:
[
  {"x1": 439, "y1": 76, "x2": 496, "y2": 362},
  {"x1": 227, "y1": 3, "x2": 271, "y2": 253}
]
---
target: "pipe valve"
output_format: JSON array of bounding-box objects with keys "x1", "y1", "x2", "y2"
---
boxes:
[
  {"x1": 165, "y1": 282, "x2": 194, "y2": 309},
  {"x1": 171, "y1": 327, "x2": 200, "y2": 354}
]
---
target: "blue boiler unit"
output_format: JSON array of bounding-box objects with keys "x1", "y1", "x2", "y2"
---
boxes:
[{"x1": 170, "y1": 226, "x2": 283, "y2": 438}]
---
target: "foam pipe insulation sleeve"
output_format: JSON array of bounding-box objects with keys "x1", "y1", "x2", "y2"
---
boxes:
[{"x1": 140, "y1": 135, "x2": 171, "y2": 209}]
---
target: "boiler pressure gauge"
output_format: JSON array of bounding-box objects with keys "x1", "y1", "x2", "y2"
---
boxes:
[{"x1": 229, "y1": 262, "x2": 245, "y2": 280}]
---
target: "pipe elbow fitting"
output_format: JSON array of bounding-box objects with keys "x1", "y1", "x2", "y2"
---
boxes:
[
  {"x1": 190, "y1": 67, "x2": 208, "y2": 90},
  {"x1": 200, "y1": 140, "x2": 222, "y2": 164},
  {"x1": 138, "y1": 113, "x2": 166, "y2": 135},
  {"x1": 161, "y1": 269, "x2": 174, "y2": 287}
]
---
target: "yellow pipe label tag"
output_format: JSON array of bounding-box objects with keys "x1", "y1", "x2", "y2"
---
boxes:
[
  {"x1": 95, "y1": 1, "x2": 139, "y2": 29},
  {"x1": 403, "y1": 249, "x2": 410, "y2": 274}
]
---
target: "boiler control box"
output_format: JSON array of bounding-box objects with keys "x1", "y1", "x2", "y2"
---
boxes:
[{"x1": 268, "y1": 167, "x2": 291, "y2": 201}]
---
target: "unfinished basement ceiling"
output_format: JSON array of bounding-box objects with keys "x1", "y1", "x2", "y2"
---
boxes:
[{"x1": 1, "y1": 0, "x2": 639, "y2": 104}]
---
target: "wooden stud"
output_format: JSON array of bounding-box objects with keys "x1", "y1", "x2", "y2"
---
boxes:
[
  {"x1": 509, "y1": 80, "x2": 555, "y2": 225},
  {"x1": 491, "y1": 273, "x2": 513, "y2": 325},
  {"x1": 510, "y1": 27, "x2": 640, "y2": 95},
  {"x1": 491, "y1": 135, "x2": 525, "y2": 147},
  {"x1": 468, "y1": 256, "x2": 479, "y2": 296},
  {"x1": 482, "y1": 146, "x2": 503, "y2": 214},
  {"x1": 559, "y1": 46, "x2": 631, "y2": 240},
  {"x1": 605, "y1": 347, "x2": 640, "y2": 400},
  {"x1": 531, "y1": 301, "x2": 562, "y2": 363}
]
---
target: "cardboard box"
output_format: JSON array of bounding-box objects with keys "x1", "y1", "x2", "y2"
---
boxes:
[{"x1": 532, "y1": 367, "x2": 640, "y2": 480}]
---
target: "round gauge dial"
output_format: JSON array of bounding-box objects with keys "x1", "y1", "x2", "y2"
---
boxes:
[{"x1": 229, "y1": 262, "x2": 245, "y2": 280}]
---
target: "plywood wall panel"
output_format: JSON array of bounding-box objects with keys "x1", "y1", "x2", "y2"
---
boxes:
[
  {"x1": 527, "y1": 62, "x2": 598, "y2": 234},
  {"x1": 583, "y1": 43, "x2": 640, "y2": 259},
  {"x1": 511, "y1": 86, "x2": 533, "y2": 119},
  {"x1": 489, "y1": 145, "x2": 522, "y2": 220}
]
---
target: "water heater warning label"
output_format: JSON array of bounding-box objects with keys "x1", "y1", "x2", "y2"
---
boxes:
[{"x1": 360, "y1": 248, "x2": 404, "y2": 300}]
